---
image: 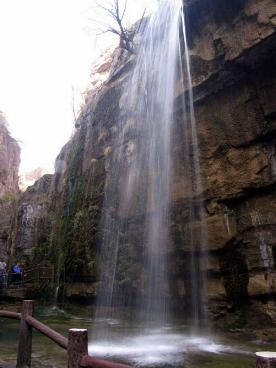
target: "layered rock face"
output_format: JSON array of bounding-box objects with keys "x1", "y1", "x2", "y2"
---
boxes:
[
  {"x1": 0, "y1": 113, "x2": 20, "y2": 198},
  {"x1": 10, "y1": 175, "x2": 52, "y2": 259},
  {"x1": 9, "y1": 0, "x2": 276, "y2": 326},
  {"x1": 0, "y1": 113, "x2": 20, "y2": 260},
  {"x1": 182, "y1": 0, "x2": 276, "y2": 325}
]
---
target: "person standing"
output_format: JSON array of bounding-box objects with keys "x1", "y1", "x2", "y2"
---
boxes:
[
  {"x1": 12, "y1": 261, "x2": 22, "y2": 285},
  {"x1": 0, "y1": 259, "x2": 7, "y2": 289}
]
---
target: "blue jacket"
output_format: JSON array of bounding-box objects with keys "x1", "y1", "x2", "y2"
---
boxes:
[{"x1": 13, "y1": 265, "x2": 22, "y2": 274}]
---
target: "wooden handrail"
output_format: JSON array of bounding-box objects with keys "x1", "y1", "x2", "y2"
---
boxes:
[
  {"x1": 26, "y1": 315, "x2": 68, "y2": 349},
  {"x1": 81, "y1": 356, "x2": 130, "y2": 368},
  {"x1": 0, "y1": 310, "x2": 21, "y2": 320},
  {"x1": 1, "y1": 301, "x2": 131, "y2": 368},
  {"x1": 0, "y1": 310, "x2": 68, "y2": 350}
]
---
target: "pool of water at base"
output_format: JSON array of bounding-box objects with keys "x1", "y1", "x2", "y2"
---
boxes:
[{"x1": 0, "y1": 304, "x2": 275, "y2": 368}]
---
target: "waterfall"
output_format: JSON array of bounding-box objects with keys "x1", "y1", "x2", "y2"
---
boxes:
[
  {"x1": 95, "y1": 0, "x2": 207, "y2": 333},
  {"x1": 254, "y1": 211, "x2": 274, "y2": 271},
  {"x1": 179, "y1": 6, "x2": 208, "y2": 327}
]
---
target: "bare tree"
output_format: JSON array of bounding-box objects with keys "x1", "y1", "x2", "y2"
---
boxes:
[{"x1": 94, "y1": 0, "x2": 146, "y2": 54}]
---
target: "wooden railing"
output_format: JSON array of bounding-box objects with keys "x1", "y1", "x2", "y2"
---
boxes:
[{"x1": 0, "y1": 300, "x2": 130, "y2": 368}]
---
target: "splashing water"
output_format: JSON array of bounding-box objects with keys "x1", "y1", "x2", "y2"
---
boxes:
[
  {"x1": 89, "y1": 327, "x2": 235, "y2": 367},
  {"x1": 95, "y1": 0, "x2": 207, "y2": 343}
]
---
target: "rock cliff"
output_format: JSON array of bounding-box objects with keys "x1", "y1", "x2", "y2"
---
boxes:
[
  {"x1": 8, "y1": 0, "x2": 276, "y2": 327},
  {"x1": 0, "y1": 113, "x2": 20, "y2": 198},
  {"x1": 184, "y1": 0, "x2": 276, "y2": 326},
  {"x1": 0, "y1": 112, "x2": 20, "y2": 260}
]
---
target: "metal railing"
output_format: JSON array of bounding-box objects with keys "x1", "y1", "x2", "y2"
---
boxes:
[
  {"x1": 0, "y1": 300, "x2": 130, "y2": 368},
  {"x1": 0, "y1": 266, "x2": 55, "y2": 291}
]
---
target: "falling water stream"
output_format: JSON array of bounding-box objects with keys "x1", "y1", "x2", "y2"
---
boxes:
[{"x1": 93, "y1": 0, "x2": 208, "y2": 364}]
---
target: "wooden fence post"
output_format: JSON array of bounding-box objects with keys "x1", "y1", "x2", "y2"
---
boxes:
[
  {"x1": 256, "y1": 352, "x2": 276, "y2": 367},
  {"x1": 16, "y1": 300, "x2": 34, "y2": 368},
  {"x1": 68, "y1": 329, "x2": 88, "y2": 368}
]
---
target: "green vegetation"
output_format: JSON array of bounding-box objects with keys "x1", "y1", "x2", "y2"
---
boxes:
[
  {"x1": 1, "y1": 191, "x2": 18, "y2": 202},
  {"x1": 44, "y1": 121, "x2": 106, "y2": 286}
]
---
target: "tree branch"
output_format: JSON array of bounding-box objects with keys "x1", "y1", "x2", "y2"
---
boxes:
[{"x1": 93, "y1": 0, "x2": 146, "y2": 54}]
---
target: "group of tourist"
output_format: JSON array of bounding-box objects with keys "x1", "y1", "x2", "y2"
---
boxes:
[{"x1": 0, "y1": 259, "x2": 23, "y2": 289}]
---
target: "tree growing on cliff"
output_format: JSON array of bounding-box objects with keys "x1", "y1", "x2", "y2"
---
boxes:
[{"x1": 94, "y1": 0, "x2": 145, "y2": 53}]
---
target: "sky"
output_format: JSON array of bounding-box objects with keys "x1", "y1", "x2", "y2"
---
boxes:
[{"x1": 0, "y1": 0, "x2": 156, "y2": 175}]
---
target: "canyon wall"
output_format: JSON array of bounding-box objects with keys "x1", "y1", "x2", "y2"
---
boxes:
[
  {"x1": 8, "y1": 0, "x2": 276, "y2": 327},
  {"x1": 177, "y1": 0, "x2": 276, "y2": 326},
  {"x1": 0, "y1": 112, "x2": 20, "y2": 260},
  {"x1": 0, "y1": 113, "x2": 20, "y2": 198}
]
